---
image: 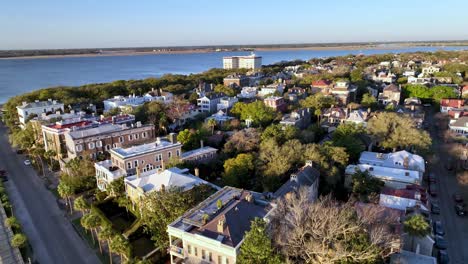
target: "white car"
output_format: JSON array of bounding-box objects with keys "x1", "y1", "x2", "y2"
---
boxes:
[{"x1": 23, "y1": 160, "x2": 31, "y2": 166}]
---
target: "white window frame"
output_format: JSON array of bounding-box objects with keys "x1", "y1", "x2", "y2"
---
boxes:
[
  {"x1": 88, "y1": 142, "x2": 95, "y2": 149},
  {"x1": 76, "y1": 144, "x2": 83, "y2": 152}
]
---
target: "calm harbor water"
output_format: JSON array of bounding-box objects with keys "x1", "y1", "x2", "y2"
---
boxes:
[{"x1": 0, "y1": 45, "x2": 467, "y2": 103}]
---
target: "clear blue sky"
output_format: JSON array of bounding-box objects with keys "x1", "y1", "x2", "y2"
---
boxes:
[{"x1": 2, "y1": 0, "x2": 468, "y2": 50}]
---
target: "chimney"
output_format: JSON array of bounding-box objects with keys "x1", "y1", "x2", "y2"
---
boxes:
[
  {"x1": 245, "y1": 193, "x2": 254, "y2": 203},
  {"x1": 35, "y1": 100, "x2": 40, "y2": 103},
  {"x1": 403, "y1": 157, "x2": 409, "y2": 169},
  {"x1": 22, "y1": 101, "x2": 27, "y2": 106},
  {"x1": 200, "y1": 140, "x2": 204, "y2": 148},
  {"x1": 161, "y1": 159, "x2": 165, "y2": 170},
  {"x1": 291, "y1": 173, "x2": 298, "y2": 183},
  {"x1": 168, "y1": 133, "x2": 177, "y2": 144},
  {"x1": 111, "y1": 116, "x2": 116, "y2": 124},
  {"x1": 136, "y1": 121, "x2": 142, "y2": 127},
  {"x1": 217, "y1": 218, "x2": 226, "y2": 233},
  {"x1": 194, "y1": 167, "x2": 200, "y2": 177},
  {"x1": 454, "y1": 112, "x2": 460, "y2": 119},
  {"x1": 160, "y1": 184, "x2": 166, "y2": 192},
  {"x1": 136, "y1": 166, "x2": 141, "y2": 178},
  {"x1": 156, "y1": 137, "x2": 161, "y2": 145},
  {"x1": 55, "y1": 111, "x2": 61, "y2": 115},
  {"x1": 411, "y1": 105, "x2": 415, "y2": 111},
  {"x1": 48, "y1": 98, "x2": 52, "y2": 102},
  {"x1": 305, "y1": 160, "x2": 313, "y2": 167}
]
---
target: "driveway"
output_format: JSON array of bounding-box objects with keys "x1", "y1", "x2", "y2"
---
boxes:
[
  {"x1": 0, "y1": 123, "x2": 100, "y2": 264},
  {"x1": 426, "y1": 108, "x2": 468, "y2": 264}
]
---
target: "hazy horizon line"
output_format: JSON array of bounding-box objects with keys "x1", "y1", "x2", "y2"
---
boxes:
[{"x1": 3, "y1": 39, "x2": 468, "y2": 52}]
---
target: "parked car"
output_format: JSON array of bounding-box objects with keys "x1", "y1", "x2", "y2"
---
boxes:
[
  {"x1": 431, "y1": 202, "x2": 441, "y2": 214},
  {"x1": 453, "y1": 193, "x2": 464, "y2": 204},
  {"x1": 455, "y1": 204, "x2": 466, "y2": 216},
  {"x1": 435, "y1": 235, "x2": 448, "y2": 249},
  {"x1": 429, "y1": 184, "x2": 438, "y2": 196},
  {"x1": 445, "y1": 158, "x2": 453, "y2": 171},
  {"x1": 23, "y1": 160, "x2": 31, "y2": 166},
  {"x1": 433, "y1": 221, "x2": 445, "y2": 236},
  {"x1": 438, "y1": 250, "x2": 450, "y2": 264},
  {"x1": 428, "y1": 173, "x2": 437, "y2": 183}
]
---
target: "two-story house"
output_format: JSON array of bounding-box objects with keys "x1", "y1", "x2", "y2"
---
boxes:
[
  {"x1": 167, "y1": 187, "x2": 275, "y2": 264},
  {"x1": 264, "y1": 96, "x2": 287, "y2": 112},
  {"x1": 16, "y1": 99, "x2": 64, "y2": 128},
  {"x1": 197, "y1": 93, "x2": 224, "y2": 113},
  {"x1": 95, "y1": 137, "x2": 182, "y2": 191},
  {"x1": 65, "y1": 122, "x2": 155, "y2": 160},
  {"x1": 279, "y1": 108, "x2": 311, "y2": 129},
  {"x1": 378, "y1": 84, "x2": 401, "y2": 105}
]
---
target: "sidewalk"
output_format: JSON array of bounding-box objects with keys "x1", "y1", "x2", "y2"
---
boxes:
[{"x1": 0, "y1": 204, "x2": 24, "y2": 264}]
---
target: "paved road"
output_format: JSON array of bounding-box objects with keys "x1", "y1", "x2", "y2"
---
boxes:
[
  {"x1": 426, "y1": 109, "x2": 468, "y2": 264},
  {"x1": 0, "y1": 123, "x2": 100, "y2": 264}
]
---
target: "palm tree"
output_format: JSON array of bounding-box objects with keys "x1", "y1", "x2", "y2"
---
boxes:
[
  {"x1": 87, "y1": 213, "x2": 103, "y2": 253},
  {"x1": 110, "y1": 234, "x2": 131, "y2": 263},
  {"x1": 30, "y1": 147, "x2": 46, "y2": 177},
  {"x1": 314, "y1": 108, "x2": 322, "y2": 123},
  {"x1": 207, "y1": 118, "x2": 217, "y2": 135},
  {"x1": 98, "y1": 225, "x2": 115, "y2": 264},
  {"x1": 44, "y1": 149, "x2": 57, "y2": 167},
  {"x1": 57, "y1": 181, "x2": 75, "y2": 214},
  {"x1": 81, "y1": 214, "x2": 95, "y2": 243},
  {"x1": 74, "y1": 195, "x2": 90, "y2": 216}
]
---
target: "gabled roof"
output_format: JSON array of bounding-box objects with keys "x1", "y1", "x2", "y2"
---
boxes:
[
  {"x1": 359, "y1": 150, "x2": 425, "y2": 173},
  {"x1": 383, "y1": 84, "x2": 400, "y2": 92},
  {"x1": 311, "y1": 80, "x2": 332, "y2": 87},
  {"x1": 199, "y1": 197, "x2": 268, "y2": 247},
  {"x1": 450, "y1": 116, "x2": 468, "y2": 128},
  {"x1": 17, "y1": 100, "x2": 63, "y2": 109},
  {"x1": 273, "y1": 164, "x2": 319, "y2": 198},
  {"x1": 440, "y1": 98, "x2": 464, "y2": 108},
  {"x1": 381, "y1": 187, "x2": 418, "y2": 200},
  {"x1": 125, "y1": 167, "x2": 216, "y2": 193}
]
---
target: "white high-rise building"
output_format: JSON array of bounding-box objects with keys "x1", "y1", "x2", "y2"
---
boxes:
[{"x1": 223, "y1": 53, "x2": 262, "y2": 69}]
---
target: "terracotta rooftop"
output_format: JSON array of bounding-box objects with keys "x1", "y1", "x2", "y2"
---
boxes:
[
  {"x1": 311, "y1": 80, "x2": 332, "y2": 87},
  {"x1": 381, "y1": 187, "x2": 418, "y2": 200},
  {"x1": 440, "y1": 98, "x2": 464, "y2": 108}
]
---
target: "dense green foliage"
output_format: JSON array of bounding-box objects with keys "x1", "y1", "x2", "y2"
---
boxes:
[
  {"x1": 351, "y1": 170, "x2": 385, "y2": 202},
  {"x1": 368, "y1": 112, "x2": 431, "y2": 152},
  {"x1": 223, "y1": 153, "x2": 255, "y2": 188},
  {"x1": 139, "y1": 185, "x2": 215, "y2": 250},
  {"x1": 231, "y1": 101, "x2": 276, "y2": 127},
  {"x1": 403, "y1": 214, "x2": 431, "y2": 237},
  {"x1": 403, "y1": 84, "x2": 458, "y2": 103},
  {"x1": 238, "y1": 218, "x2": 282, "y2": 264}
]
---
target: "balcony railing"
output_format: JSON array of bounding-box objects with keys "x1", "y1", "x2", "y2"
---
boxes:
[{"x1": 170, "y1": 245, "x2": 184, "y2": 258}]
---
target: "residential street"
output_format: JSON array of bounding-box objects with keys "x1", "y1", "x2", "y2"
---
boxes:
[
  {"x1": 0, "y1": 123, "x2": 100, "y2": 264},
  {"x1": 426, "y1": 108, "x2": 468, "y2": 264}
]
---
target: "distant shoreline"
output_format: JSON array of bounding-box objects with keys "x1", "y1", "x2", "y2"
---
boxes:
[{"x1": 1, "y1": 44, "x2": 467, "y2": 60}]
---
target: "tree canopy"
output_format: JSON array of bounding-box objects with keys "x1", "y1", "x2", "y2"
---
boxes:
[
  {"x1": 367, "y1": 112, "x2": 431, "y2": 152},
  {"x1": 223, "y1": 153, "x2": 255, "y2": 188},
  {"x1": 238, "y1": 218, "x2": 282, "y2": 264},
  {"x1": 231, "y1": 101, "x2": 276, "y2": 127},
  {"x1": 271, "y1": 191, "x2": 397, "y2": 263},
  {"x1": 140, "y1": 185, "x2": 215, "y2": 250}
]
